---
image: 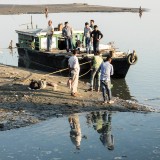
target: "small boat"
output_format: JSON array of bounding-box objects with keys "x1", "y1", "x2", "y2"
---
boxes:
[{"x1": 15, "y1": 24, "x2": 138, "y2": 78}]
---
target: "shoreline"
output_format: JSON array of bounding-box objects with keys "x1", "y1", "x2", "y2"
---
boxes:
[
  {"x1": 0, "y1": 64, "x2": 157, "y2": 131},
  {"x1": 0, "y1": 3, "x2": 147, "y2": 15}
]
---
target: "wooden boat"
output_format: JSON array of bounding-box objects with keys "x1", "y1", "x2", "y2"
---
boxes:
[{"x1": 15, "y1": 25, "x2": 138, "y2": 78}]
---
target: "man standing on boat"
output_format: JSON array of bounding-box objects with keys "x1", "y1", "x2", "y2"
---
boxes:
[
  {"x1": 68, "y1": 50, "x2": 80, "y2": 97},
  {"x1": 90, "y1": 20, "x2": 95, "y2": 30},
  {"x1": 62, "y1": 22, "x2": 73, "y2": 52},
  {"x1": 82, "y1": 22, "x2": 92, "y2": 54},
  {"x1": 46, "y1": 20, "x2": 54, "y2": 51},
  {"x1": 100, "y1": 55, "x2": 114, "y2": 104},
  {"x1": 90, "y1": 25, "x2": 103, "y2": 54}
]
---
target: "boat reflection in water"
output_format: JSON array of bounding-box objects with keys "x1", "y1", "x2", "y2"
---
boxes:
[
  {"x1": 111, "y1": 79, "x2": 132, "y2": 100},
  {"x1": 86, "y1": 111, "x2": 114, "y2": 150}
]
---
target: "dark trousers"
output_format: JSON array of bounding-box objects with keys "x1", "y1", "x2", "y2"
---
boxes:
[
  {"x1": 101, "y1": 80, "x2": 112, "y2": 102},
  {"x1": 93, "y1": 41, "x2": 99, "y2": 53}
]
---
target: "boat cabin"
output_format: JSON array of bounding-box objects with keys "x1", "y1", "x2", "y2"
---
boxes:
[{"x1": 15, "y1": 26, "x2": 84, "y2": 51}]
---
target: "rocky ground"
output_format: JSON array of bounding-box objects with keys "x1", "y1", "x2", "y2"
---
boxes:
[
  {"x1": 0, "y1": 3, "x2": 146, "y2": 15},
  {"x1": 0, "y1": 64, "x2": 157, "y2": 131}
]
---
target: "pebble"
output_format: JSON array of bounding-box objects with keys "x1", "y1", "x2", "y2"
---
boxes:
[{"x1": 56, "y1": 114, "x2": 63, "y2": 118}]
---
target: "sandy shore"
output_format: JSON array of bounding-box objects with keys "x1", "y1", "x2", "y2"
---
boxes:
[
  {"x1": 0, "y1": 3, "x2": 147, "y2": 15},
  {"x1": 0, "y1": 64, "x2": 156, "y2": 131}
]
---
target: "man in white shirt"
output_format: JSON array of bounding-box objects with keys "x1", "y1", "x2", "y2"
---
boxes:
[
  {"x1": 100, "y1": 55, "x2": 114, "y2": 104},
  {"x1": 46, "y1": 20, "x2": 54, "y2": 51},
  {"x1": 68, "y1": 50, "x2": 80, "y2": 97}
]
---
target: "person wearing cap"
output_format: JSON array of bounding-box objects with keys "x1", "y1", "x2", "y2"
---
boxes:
[
  {"x1": 99, "y1": 55, "x2": 114, "y2": 104},
  {"x1": 62, "y1": 22, "x2": 73, "y2": 52},
  {"x1": 46, "y1": 20, "x2": 54, "y2": 51},
  {"x1": 82, "y1": 22, "x2": 92, "y2": 54},
  {"x1": 68, "y1": 50, "x2": 80, "y2": 97},
  {"x1": 90, "y1": 25, "x2": 103, "y2": 53}
]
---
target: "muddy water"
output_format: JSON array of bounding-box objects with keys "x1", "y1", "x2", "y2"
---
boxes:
[{"x1": 0, "y1": 112, "x2": 159, "y2": 160}]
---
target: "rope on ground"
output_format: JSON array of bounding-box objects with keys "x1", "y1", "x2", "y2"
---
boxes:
[{"x1": 19, "y1": 72, "x2": 32, "y2": 83}]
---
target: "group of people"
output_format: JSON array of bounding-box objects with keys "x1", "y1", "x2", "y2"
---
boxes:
[
  {"x1": 46, "y1": 19, "x2": 103, "y2": 54},
  {"x1": 68, "y1": 50, "x2": 114, "y2": 104},
  {"x1": 62, "y1": 20, "x2": 103, "y2": 53},
  {"x1": 82, "y1": 20, "x2": 103, "y2": 54},
  {"x1": 46, "y1": 19, "x2": 113, "y2": 104}
]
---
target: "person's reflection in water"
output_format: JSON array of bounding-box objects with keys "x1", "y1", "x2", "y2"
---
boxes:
[
  {"x1": 93, "y1": 111, "x2": 103, "y2": 133},
  {"x1": 100, "y1": 113, "x2": 114, "y2": 150},
  {"x1": 86, "y1": 111, "x2": 114, "y2": 150},
  {"x1": 68, "y1": 114, "x2": 82, "y2": 150}
]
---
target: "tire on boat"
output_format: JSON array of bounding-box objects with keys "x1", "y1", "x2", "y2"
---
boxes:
[{"x1": 127, "y1": 53, "x2": 138, "y2": 65}]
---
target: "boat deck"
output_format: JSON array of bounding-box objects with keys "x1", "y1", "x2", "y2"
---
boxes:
[{"x1": 37, "y1": 48, "x2": 127, "y2": 59}]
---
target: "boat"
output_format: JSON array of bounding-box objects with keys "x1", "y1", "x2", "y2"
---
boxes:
[{"x1": 15, "y1": 24, "x2": 138, "y2": 78}]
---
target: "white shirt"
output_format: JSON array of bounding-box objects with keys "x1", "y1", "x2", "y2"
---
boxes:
[
  {"x1": 68, "y1": 55, "x2": 80, "y2": 73},
  {"x1": 47, "y1": 25, "x2": 54, "y2": 35}
]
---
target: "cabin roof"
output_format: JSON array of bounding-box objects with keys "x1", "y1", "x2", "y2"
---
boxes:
[
  {"x1": 15, "y1": 28, "x2": 44, "y2": 37},
  {"x1": 15, "y1": 28, "x2": 83, "y2": 37}
]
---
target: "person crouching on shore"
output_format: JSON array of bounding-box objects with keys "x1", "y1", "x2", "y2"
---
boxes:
[{"x1": 68, "y1": 50, "x2": 80, "y2": 97}]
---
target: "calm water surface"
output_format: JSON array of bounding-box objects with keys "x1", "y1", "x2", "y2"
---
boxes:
[{"x1": 0, "y1": 112, "x2": 160, "y2": 160}]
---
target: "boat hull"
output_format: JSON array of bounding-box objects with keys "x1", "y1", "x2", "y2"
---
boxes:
[{"x1": 18, "y1": 48, "x2": 131, "y2": 79}]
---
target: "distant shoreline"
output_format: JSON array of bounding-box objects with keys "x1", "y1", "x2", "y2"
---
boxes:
[{"x1": 0, "y1": 3, "x2": 147, "y2": 15}]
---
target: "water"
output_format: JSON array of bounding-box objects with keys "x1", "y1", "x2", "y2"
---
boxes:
[{"x1": 0, "y1": 112, "x2": 159, "y2": 160}]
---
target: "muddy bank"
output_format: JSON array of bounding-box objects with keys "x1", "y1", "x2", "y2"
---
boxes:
[
  {"x1": 0, "y1": 64, "x2": 156, "y2": 131},
  {"x1": 0, "y1": 3, "x2": 147, "y2": 15}
]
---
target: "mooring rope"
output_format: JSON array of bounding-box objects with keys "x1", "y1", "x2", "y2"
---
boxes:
[
  {"x1": 22, "y1": 57, "x2": 91, "y2": 76},
  {"x1": 44, "y1": 61, "x2": 91, "y2": 76},
  {"x1": 16, "y1": 58, "x2": 91, "y2": 83}
]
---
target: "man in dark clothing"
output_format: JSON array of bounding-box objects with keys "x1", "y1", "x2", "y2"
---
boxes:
[{"x1": 90, "y1": 25, "x2": 103, "y2": 53}]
